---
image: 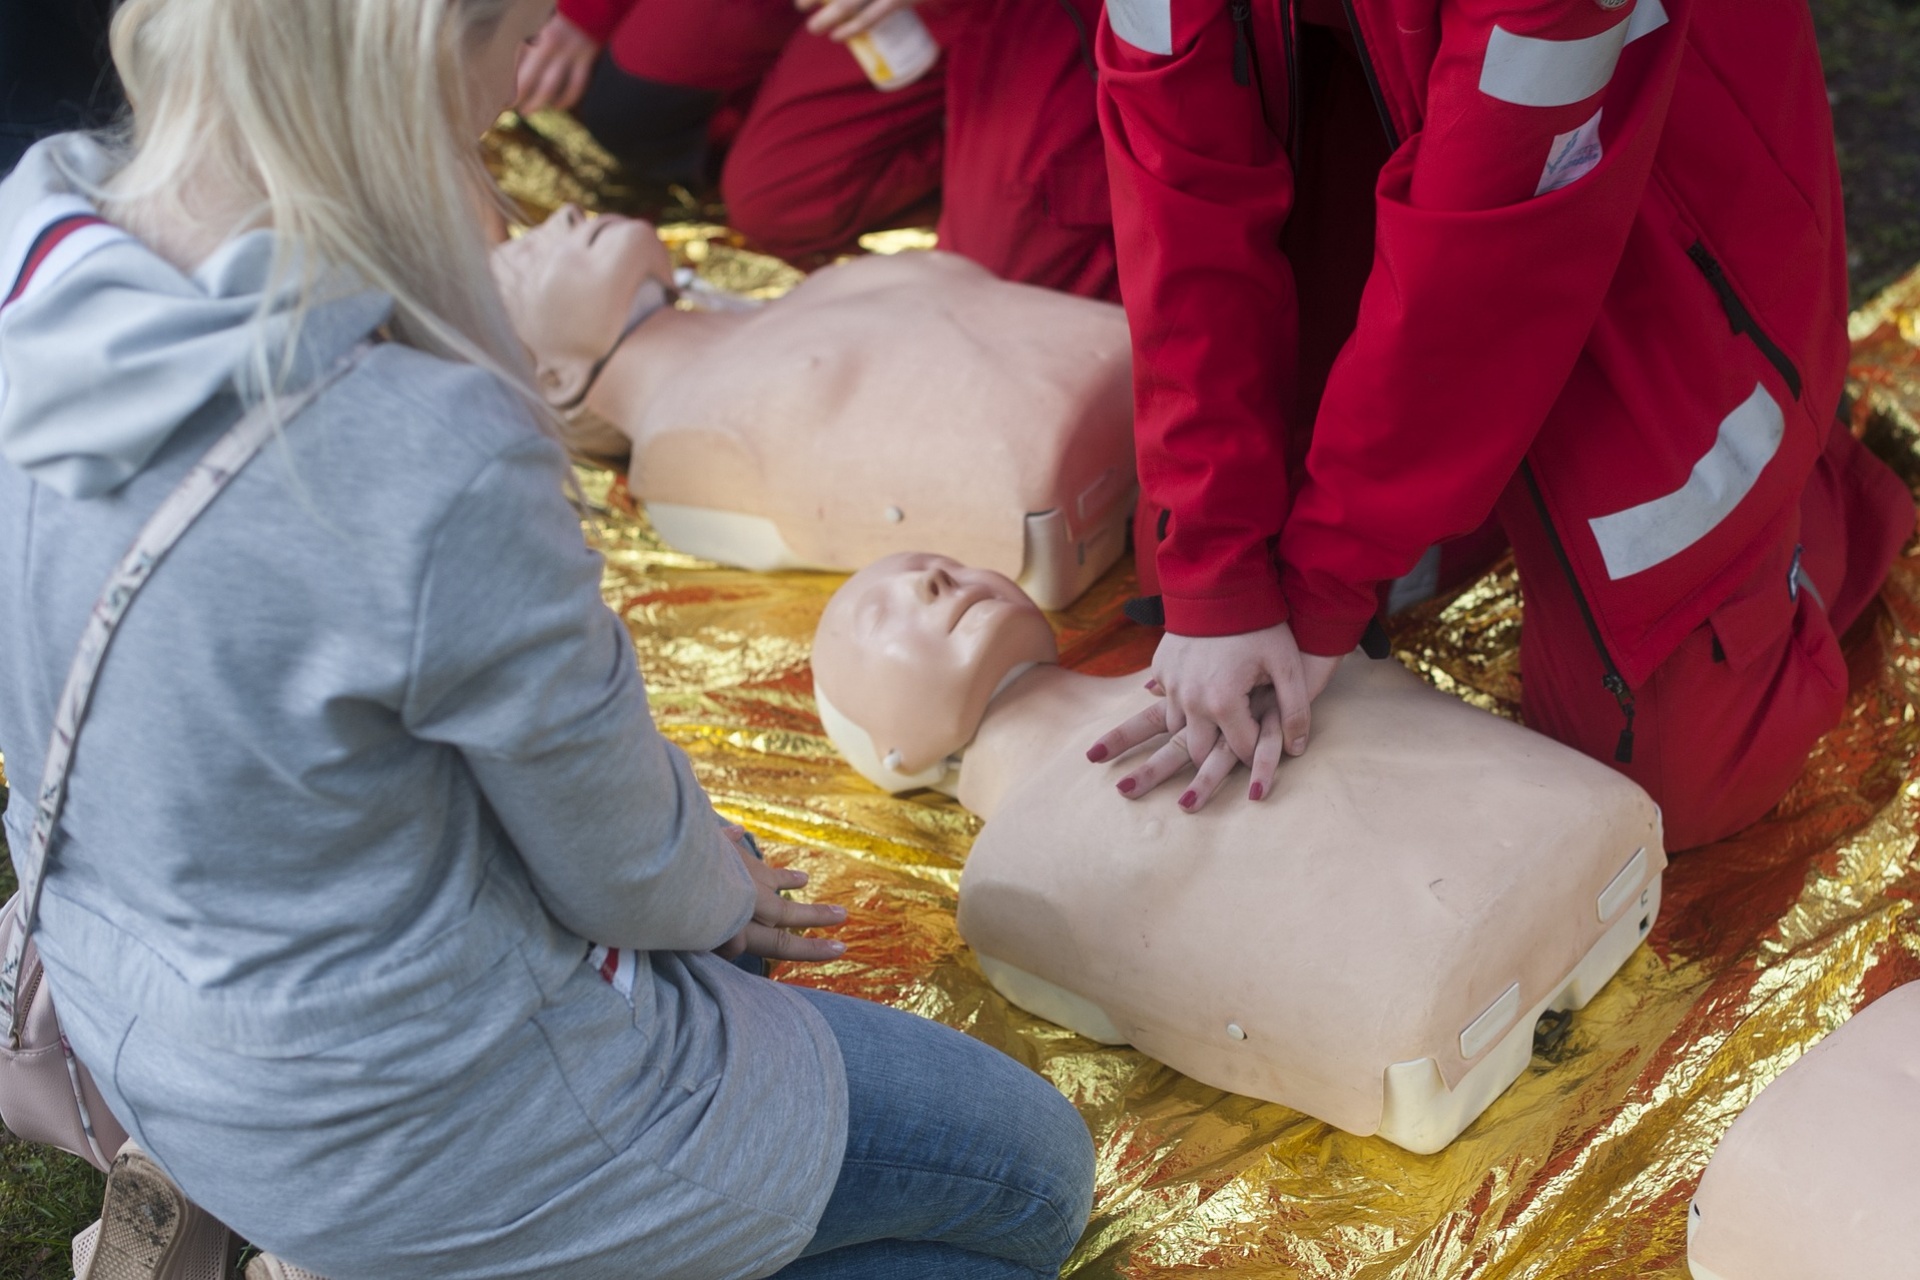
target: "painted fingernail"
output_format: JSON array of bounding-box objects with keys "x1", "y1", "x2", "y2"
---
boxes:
[
  {"x1": 830, "y1": 905, "x2": 848, "y2": 919},
  {"x1": 1145, "y1": 679, "x2": 1160, "y2": 691},
  {"x1": 827, "y1": 940, "x2": 846, "y2": 954},
  {"x1": 1117, "y1": 777, "x2": 1137, "y2": 795},
  {"x1": 1249, "y1": 782, "x2": 1265, "y2": 801},
  {"x1": 1087, "y1": 743, "x2": 1110, "y2": 763},
  {"x1": 1179, "y1": 790, "x2": 1198, "y2": 809}
]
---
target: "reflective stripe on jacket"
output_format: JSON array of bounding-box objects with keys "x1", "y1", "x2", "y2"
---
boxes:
[{"x1": 1098, "y1": 0, "x2": 1848, "y2": 686}]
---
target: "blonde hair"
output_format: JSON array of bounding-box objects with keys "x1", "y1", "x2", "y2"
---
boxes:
[{"x1": 100, "y1": 0, "x2": 541, "y2": 407}]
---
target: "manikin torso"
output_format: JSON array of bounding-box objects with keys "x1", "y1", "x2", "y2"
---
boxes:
[
  {"x1": 1687, "y1": 980, "x2": 1920, "y2": 1280},
  {"x1": 939, "y1": 656, "x2": 1664, "y2": 1148},
  {"x1": 588, "y1": 252, "x2": 1136, "y2": 606}
]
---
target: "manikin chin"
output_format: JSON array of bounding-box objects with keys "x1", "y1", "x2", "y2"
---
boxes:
[
  {"x1": 812, "y1": 552, "x2": 1668, "y2": 1153},
  {"x1": 493, "y1": 210, "x2": 1137, "y2": 609}
]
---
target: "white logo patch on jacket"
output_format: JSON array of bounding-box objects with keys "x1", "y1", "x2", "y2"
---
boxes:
[{"x1": 1537, "y1": 109, "x2": 1606, "y2": 194}]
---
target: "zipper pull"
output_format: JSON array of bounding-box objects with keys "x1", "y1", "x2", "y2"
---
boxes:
[
  {"x1": 1230, "y1": 1, "x2": 1253, "y2": 85},
  {"x1": 1603, "y1": 672, "x2": 1637, "y2": 764}
]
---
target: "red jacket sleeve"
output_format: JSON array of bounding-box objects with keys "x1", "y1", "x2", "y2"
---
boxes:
[
  {"x1": 558, "y1": 0, "x2": 635, "y2": 44},
  {"x1": 1096, "y1": 0, "x2": 1300, "y2": 636},
  {"x1": 1278, "y1": 0, "x2": 1685, "y2": 655}
]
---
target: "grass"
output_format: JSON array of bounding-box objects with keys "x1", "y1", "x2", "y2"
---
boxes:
[{"x1": 1814, "y1": 0, "x2": 1920, "y2": 302}]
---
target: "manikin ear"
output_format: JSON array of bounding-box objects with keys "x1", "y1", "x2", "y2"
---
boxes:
[{"x1": 535, "y1": 357, "x2": 593, "y2": 410}]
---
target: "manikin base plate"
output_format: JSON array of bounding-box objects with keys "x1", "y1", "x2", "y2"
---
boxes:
[
  {"x1": 644, "y1": 496, "x2": 1134, "y2": 612},
  {"x1": 977, "y1": 874, "x2": 1662, "y2": 1154}
]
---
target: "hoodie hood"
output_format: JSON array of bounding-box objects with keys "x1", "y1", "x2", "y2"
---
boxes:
[{"x1": 0, "y1": 134, "x2": 392, "y2": 499}]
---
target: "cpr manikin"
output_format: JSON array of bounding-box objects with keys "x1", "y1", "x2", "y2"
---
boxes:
[
  {"x1": 1686, "y1": 980, "x2": 1920, "y2": 1280},
  {"x1": 812, "y1": 553, "x2": 1668, "y2": 1153},
  {"x1": 492, "y1": 210, "x2": 1135, "y2": 609}
]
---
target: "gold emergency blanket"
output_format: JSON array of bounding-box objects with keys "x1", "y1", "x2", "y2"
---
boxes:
[
  {"x1": 478, "y1": 110, "x2": 1920, "y2": 1276},
  {"x1": 572, "y1": 270, "x2": 1920, "y2": 1280}
]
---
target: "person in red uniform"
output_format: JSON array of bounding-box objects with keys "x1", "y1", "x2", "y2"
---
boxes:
[
  {"x1": 517, "y1": 0, "x2": 1119, "y2": 299},
  {"x1": 1087, "y1": 0, "x2": 1916, "y2": 847}
]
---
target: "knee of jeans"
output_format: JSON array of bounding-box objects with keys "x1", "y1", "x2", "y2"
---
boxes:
[{"x1": 1014, "y1": 1086, "x2": 1098, "y2": 1267}]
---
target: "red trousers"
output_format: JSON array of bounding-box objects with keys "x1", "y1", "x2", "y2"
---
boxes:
[
  {"x1": 1502, "y1": 420, "x2": 1915, "y2": 851},
  {"x1": 600, "y1": 0, "x2": 1116, "y2": 299}
]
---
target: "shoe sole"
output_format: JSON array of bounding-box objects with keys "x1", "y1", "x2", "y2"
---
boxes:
[{"x1": 81, "y1": 1148, "x2": 231, "y2": 1280}]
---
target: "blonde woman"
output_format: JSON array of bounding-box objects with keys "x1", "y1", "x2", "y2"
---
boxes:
[{"x1": 0, "y1": 1, "x2": 1093, "y2": 1277}]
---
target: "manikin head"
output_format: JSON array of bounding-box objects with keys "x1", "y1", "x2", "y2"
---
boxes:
[
  {"x1": 491, "y1": 206, "x2": 675, "y2": 406},
  {"x1": 814, "y1": 553, "x2": 1059, "y2": 792}
]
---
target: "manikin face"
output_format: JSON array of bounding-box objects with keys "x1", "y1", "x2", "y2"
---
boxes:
[
  {"x1": 491, "y1": 206, "x2": 675, "y2": 399},
  {"x1": 813, "y1": 553, "x2": 1059, "y2": 776}
]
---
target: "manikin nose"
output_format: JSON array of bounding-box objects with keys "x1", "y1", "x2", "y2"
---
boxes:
[
  {"x1": 560, "y1": 204, "x2": 586, "y2": 228},
  {"x1": 912, "y1": 567, "x2": 956, "y2": 603}
]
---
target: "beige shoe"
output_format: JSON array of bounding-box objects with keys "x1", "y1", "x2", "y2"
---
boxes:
[
  {"x1": 71, "y1": 1218, "x2": 101, "y2": 1276},
  {"x1": 72, "y1": 1143, "x2": 233, "y2": 1280},
  {"x1": 244, "y1": 1254, "x2": 330, "y2": 1280}
]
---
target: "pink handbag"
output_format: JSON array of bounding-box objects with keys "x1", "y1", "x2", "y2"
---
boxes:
[{"x1": 0, "y1": 901, "x2": 129, "y2": 1170}]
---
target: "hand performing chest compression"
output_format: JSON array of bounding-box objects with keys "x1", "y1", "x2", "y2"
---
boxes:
[{"x1": 1086, "y1": 626, "x2": 1344, "y2": 812}]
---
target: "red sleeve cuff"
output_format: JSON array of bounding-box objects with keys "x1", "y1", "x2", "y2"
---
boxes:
[
  {"x1": 1285, "y1": 608, "x2": 1372, "y2": 657},
  {"x1": 558, "y1": 0, "x2": 627, "y2": 44},
  {"x1": 1159, "y1": 580, "x2": 1290, "y2": 638},
  {"x1": 1277, "y1": 565, "x2": 1377, "y2": 656}
]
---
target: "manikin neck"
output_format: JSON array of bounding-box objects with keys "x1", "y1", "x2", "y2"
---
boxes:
[
  {"x1": 955, "y1": 663, "x2": 1140, "y2": 820},
  {"x1": 581, "y1": 305, "x2": 745, "y2": 443},
  {"x1": 900, "y1": 662, "x2": 1045, "y2": 800}
]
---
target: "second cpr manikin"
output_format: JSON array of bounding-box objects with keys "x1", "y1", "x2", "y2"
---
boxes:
[
  {"x1": 1687, "y1": 980, "x2": 1920, "y2": 1280},
  {"x1": 494, "y1": 213, "x2": 1136, "y2": 609},
  {"x1": 812, "y1": 553, "x2": 1666, "y2": 1152}
]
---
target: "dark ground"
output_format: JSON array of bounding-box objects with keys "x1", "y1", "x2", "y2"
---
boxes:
[
  {"x1": 1816, "y1": 0, "x2": 1920, "y2": 302},
  {"x1": 0, "y1": 1, "x2": 1916, "y2": 1275}
]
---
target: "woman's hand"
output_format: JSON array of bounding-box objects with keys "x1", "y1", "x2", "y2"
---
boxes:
[
  {"x1": 797, "y1": 0, "x2": 925, "y2": 43},
  {"x1": 715, "y1": 826, "x2": 849, "y2": 964},
  {"x1": 1085, "y1": 623, "x2": 1343, "y2": 811},
  {"x1": 515, "y1": 13, "x2": 601, "y2": 115}
]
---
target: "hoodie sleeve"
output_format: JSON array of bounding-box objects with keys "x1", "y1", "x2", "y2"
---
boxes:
[
  {"x1": 401, "y1": 429, "x2": 755, "y2": 953},
  {"x1": 1277, "y1": 0, "x2": 1685, "y2": 656},
  {"x1": 1096, "y1": 0, "x2": 1301, "y2": 637}
]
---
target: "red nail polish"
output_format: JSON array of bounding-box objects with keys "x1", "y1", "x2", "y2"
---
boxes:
[
  {"x1": 1249, "y1": 782, "x2": 1264, "y2": 801},
  {"x1": 1087, "y1": 743, "x2": 1109, "y2": 763},
  {"x1": 1179, "y1": 790, "x2": 1197, "y2": 809},
  {"x1": 1117, "y1": 777, "x2": 1136, "y2": 795}
]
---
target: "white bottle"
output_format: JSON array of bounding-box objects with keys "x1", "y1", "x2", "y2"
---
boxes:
[{"x1": 847, "y1": 9, "x2": 941, "y2": 92}]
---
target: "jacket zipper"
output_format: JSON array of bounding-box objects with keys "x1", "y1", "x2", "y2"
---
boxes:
[
  {"x1": 1230, "y1": 0, "x2": 1257, "y2": 86},
  {"x1": 12, "y1": 964, "x2": 42, "y2": 1045},
  {"x1": 1282, "y1": 0, "x2": 1302, "y2": 158},
  {"x1": 1522, "y1": 463, "x2": 1637, "y2": 764},
  {"x1": 1686, "y1": 242, "x2": 1803, "y2": 401},
  {"x1": 1054, "y1": 0, "x2": 1098, "y2": 80},
  {"x1": 1336, "y1": 0, "x2": 1400, "y2": 148}
]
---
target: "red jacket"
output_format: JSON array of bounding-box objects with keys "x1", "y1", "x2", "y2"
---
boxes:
[
  {"x1": 1098, "y1": 0, "x2": 1849, "y2": 687},
  {"x1": 556, "y1": 0, "x2": 633, "y2": 43}
]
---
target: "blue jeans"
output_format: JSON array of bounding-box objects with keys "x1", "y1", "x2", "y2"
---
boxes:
[{"x1": 772, "y1": 986, "x2": 1096, "y2": 1280}]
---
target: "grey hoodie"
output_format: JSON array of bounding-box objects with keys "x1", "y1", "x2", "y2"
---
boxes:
[{"x1": 0, "y1": 135, "x2": 844, "y2": 1278}]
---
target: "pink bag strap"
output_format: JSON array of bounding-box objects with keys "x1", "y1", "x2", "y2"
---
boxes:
[{"x1": 0, "y1": 231, "x2": 372, "y2": 1039}]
